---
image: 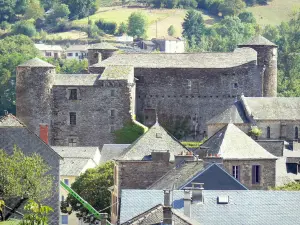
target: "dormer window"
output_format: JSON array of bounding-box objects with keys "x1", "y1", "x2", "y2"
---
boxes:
[
  {"x1": 156, "y1": 133, "x2": 162, "y2": 138},
  {"x1": 232, "y1": 83, "x2": 238, "y2": 89}
]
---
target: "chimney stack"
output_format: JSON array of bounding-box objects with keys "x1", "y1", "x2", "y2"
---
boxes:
[
  {"x1": 191, "y1": 182, "x2": 204, "y2": 203},
  {"x1": 184, "y1": 189, "x2": 192, "y2": 217},
  {"x1": 100, "y1": 213, "x2": 108, "y2": 225},
  {"x1": 39, "y1": 124, "x2": 49, "y2": 144},
  {"x1": 163, "y1": 190, "x2": 172, "y2": 225}
]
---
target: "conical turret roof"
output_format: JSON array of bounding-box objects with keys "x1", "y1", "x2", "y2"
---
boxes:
[
  {"x1": 18, "y1": 58, "x2": 55, "y2": 67},
  {"x1": 239, "y1": 35, "x2": 277, "y2": 47}
]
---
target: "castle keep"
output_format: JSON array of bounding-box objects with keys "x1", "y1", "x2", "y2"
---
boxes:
[{"x1": 16, "y1": 36, "x2": 278, "y2": 147}]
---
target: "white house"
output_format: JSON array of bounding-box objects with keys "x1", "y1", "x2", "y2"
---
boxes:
[
  {"x1": 152, "y1": 36, "x2": 185, "y2": 53},
  {"x1": 35, "y1": 43, "x2": 64, "y2": 58},
  {"x1": 65, "y1": 45, "x2": 89, "y2": 60}
]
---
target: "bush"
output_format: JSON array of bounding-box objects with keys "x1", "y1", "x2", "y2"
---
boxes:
[
  {"x1": 248, "y1": 127, "x2": 262, "y2": 139},
  {"x1": 0, "y1": 21, "x2": 11, "y2": 30},
  {"x1": 12, "y1": 21, "x2": 37, "y2": 37},
  {"x1": 117, "y1": 22, "x2": 128, "y2": 35},
  {"x1": 95, "y1": 19, "x2": 117, "y2": 35},
  {"x1": 54, "y1": 18, "x2": 71, "y2": 32},
  {"x1": 238, "y1": 11, "x2": 256, "y2": 23},
  {"x1": 114, "y1": 121, "x2": 146, "y2": 144},
  {"x1": 168, "y1": 25, "x2": 176, "y2": 36}
]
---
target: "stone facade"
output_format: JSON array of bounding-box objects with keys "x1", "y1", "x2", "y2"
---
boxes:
[{"x1": 223, "y1": 159, "x2": 276, "y2": 190}]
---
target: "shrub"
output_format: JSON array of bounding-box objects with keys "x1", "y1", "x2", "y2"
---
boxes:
[
  {"x1": 117, "y1": 22, "x2": 128, "y2": 35},
  {"x1": 95, "y1": 19, "x2": 117, "y2": 35},
  {"x1": 0, "y1": 21, "x2": 11, "y2": 30},
  {"x1": 114, "y1": 121, "x2": 146, "y2": 144},
  {"x1": 168, "y1": 25, "x2": 176, "y2": 36},
  {"x1": 12, "y1": 21, "x2": 37, "y2": 37},
  {"x1": 248, "y1": 127, "x2": 262, "y2": 139}
]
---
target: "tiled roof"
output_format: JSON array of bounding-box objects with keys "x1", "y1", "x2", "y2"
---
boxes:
[
  {"x1": 207, "y1": 101, "x2": 249, "y2": 124},
  {"x1": 0, "y1": 114, "x2": 25, "y2": 127},
  {"x1": 66, "y1": 45, "x2": 89, "y2": 51},
  {"x1": 88, "y1": 42, "x2": 118, "y2": 50},
  {"x1": 91, "y1": 48, "x2": 257, "y2": 68},
  {"x1": 201, "y1": 124, "x2": 277, "y2": 159},
  {"x1": 54, "y1": 74, "x2": 99, "y2": 86},
  {"x1": 60, "y1": 158, "x2": 95, "y2": 176},
  {"x1": 52, "y1": 146, "x2": 99, "y2": 160},
  {"x1": 242, "y1": 97, "x2": 300, "y2": 120},
  {"x1": 120, "y1": 189, "x2": 300, "y2": 225},
  {"x1": 121, "y1": 204, "x2": 202, "y2": 225},
  {"x1": 18, "y1": 58, "x2": 55, "y2": 67},
  {"x1": 34, "y1": 43, "x2": 63, "y2": 51},
  {"x1": 100, "y1": 144, "x2": 130, "y2": 164},
  {"x1": 120, "y1": 122, "x2": 189, "y2": 160},
  {"x1": 99, "y1": 65, "x2": 134, "y2": 81},
  {"x1": 239, "y1": 35, "x2": 277, "y2": 47}
]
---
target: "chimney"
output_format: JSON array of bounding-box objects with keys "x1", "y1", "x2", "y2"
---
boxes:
[
  {"x1": 163, "y1": 190, "x2": 172, "y2": 225},
  {"x1": 39, "y1": 124, "x2": 49, "y2": 144},
  {"x1": 100, "y1": 213, "x2": 108, "y2": 225},
  {"x1": 151, "y1": 150, "x2": 170, "y2": 162},
  {"x1": 184, "y1": 189, "x2": 192, "y2": 217},
  {"x1": 191, "y1": 183, "x2": 204, "y2": 203}
]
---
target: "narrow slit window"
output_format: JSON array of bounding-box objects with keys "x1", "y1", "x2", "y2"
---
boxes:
[
  {"x1": 252, "y1": 165, "x2": 261, "y2": 184},
  {"x1": 70, "y1": 112, "x2": 76, "y2": 125},
  {"x1": 232, "y1": 165, "x2": 240, "y2": 180},
  {"x1": 295, "y1": 127, "x2": 299, "y2": 139},
  {"x1": 110, "y1": 109, "x2": 116, "y2": 117},
  {"x1": 267, "y1": 126, "x2": 271, "y2": 139},
  {"x1": 69, "y1": 89, "x2": 77, "y2": 100}
]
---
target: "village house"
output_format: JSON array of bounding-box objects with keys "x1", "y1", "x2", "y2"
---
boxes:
[{"x1": 35, "y1": 43, "x2": 63, "y2": 58}]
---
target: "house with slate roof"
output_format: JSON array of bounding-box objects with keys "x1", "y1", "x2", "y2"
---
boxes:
[
  {"x1": 17, "y1": 36, "x2": 279, "y2": 148},
  {"x1": 197, "y1": 123, "x2": 277, "y2": 189},
  {"x1": 0, "y1": 114, "x2": 61, "y2": 225},
  {"x1": 52, "y1": 146, "x2": 100, "y2": 225},
  {"x1": 119, "y1": 189, "x2": 300, "y2": 225}
]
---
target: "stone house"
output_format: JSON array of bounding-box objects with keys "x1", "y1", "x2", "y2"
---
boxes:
[
  {"x1": 0, "y1": 114, "x2": 61, "y2": 225},
  {"x1": 198, "y1": 123, "x2": 277, "y2": 190},
  {"x1": 119, "y1": 189, "x2": 300, "y2": 225},
  {"x1": 52, "y1": 146, "x2": 100, "y2": 225},
  {"x1": 17, "y1": 36, "x2": 279, "y2": 148}
]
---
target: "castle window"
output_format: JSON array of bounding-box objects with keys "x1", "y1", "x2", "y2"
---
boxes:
[
  {"x1": 232, "y1": 165, "x2": 240, "y2": 180},
  {"x1": 69, "y1": 89, "x2": 77, "y2": 100},
  {"x1": 252, "y1": 165, "x2": 261, "y2": 184},
  {"x1": 111, "y1": 89, "x2": 116, "y2": 97},
  {"x1": 69, "y1": 112, "x2": 76, "y2": 125},
  {"x1": 267, "y1": 126, "x2": 271, "y2": 139},
  {"x1": 110, "y1": 125, "x2": 115, "y2": 133},
  {"x1": 295, "y1": 127, "x2": 299, "y2": 139},
  {"x1": 233, "y1": 83, "x2": 238, "y2": 89},
  {"x1": 110, "y1": 109, "x2": 116, "y2": 118},
  {"x1": 187, "y1": 79, "x2": 192, "y2": 90},
  {"x1": 68, "y1": 138, "x2": 77, "y2": 147}
]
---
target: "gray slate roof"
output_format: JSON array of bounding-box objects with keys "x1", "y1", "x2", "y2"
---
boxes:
[
  {"x1": 120, "y1": 122, "x2": 189, "y2": 160},
  {"x1": 99, "y1": 65, "x2": 134, "y2": 81},
  {"x1": 239, "y1": 35, "x2": 277, "y2": 47},
  {"x1": 52, "y1": 146, "x2": 99, "y2": 160},
  {"x1": 54, "y1": 74, "x2": 99, "y2": 86},
  {"x1": 121, "y1": 204, "x2": 202, "y2": 225},
  {"x1": 242, "y1": 97, "x2": 300, "y2": 120},
  {"x1": 207, "y1": 101, "x2": 249, "y2": 124},
  {"x1": 60, "y1": 158, "x2": 95, "y2": 176},
  {"x1": 92, "y1": 48, "x2": 257, "y2": 69},
  {"x1": 201, "y1": 124, "x2": 277, "y2": 159},
  {"x1": 120, "y1": 189, "x2": 300, "y2": 225},
  {"x1": 88, "y1": 42, "x2": 118, "y2": 50},
  {"x1": 66, "y1": 45, "x2": 88, "y2": 51},
  {"x1": 18, "y1": 58, "x2": 55, "y2": 67},
  {"x1": 149, "y1": 162, "x2": 247, "y2": 190},
  {"x1": 100, "y1": 144, "x2": 130, "y2": 164}
]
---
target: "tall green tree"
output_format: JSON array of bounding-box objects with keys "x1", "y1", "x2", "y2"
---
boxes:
[
  {"x1": 61, "y1": 59, "x2": 88, "y2": 74},
  {"x1": 46, "y1": 3, "x2": 70, "y2": 24},
  {"x1": 127, "y1": 12, "x2": 148, "y2": 38},
  {"x1": 218, "y1": 0, "x2": 246, "y2": 16},
  {"x1": 0, "y1": 0, "x2": 17, "y2": 23},
  {"x1": 182, "y1": 10, "x2": 206, "y2": 45},
  {"x1": 62, "y1": 0, "x2": 98, "y2": 19},
  {"x1": 24, "y1": 0, "x2": 45, "y2": 20},
  {"x1": 63, "y1": 161, "x2": 114, "y2": 216}
]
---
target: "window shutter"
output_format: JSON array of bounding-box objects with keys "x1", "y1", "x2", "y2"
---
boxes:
[{"x1": 252, "y1": 165, "x2": 255, "y2": 184}]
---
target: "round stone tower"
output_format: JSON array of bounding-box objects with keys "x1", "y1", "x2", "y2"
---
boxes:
[
  {"x1": 239, "y1": 35, "x2": 278, "y2": 97},
  {"x1": 16, "y1": 58, "x2": 55, "y2": 137},
  {"x1": 88, "y1": 42, "x2": 118, "y2": 66}
]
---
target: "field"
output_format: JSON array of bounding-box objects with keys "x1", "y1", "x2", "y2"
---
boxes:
[
  {"x1": 73, "y1": 7, "x2": 217, "y2": 39},
  {"x1": 247, "y1": 0, "x2": 300, "y2": 26},
  {"x1": 47, "y1": 30, "x2": 88, "y2": 40}
]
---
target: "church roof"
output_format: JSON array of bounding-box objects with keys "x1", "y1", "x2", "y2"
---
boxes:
[
  {"x1": 201, "y1": 124, "x2": 277, "y2": 160},
  {"x1": 242, "y1": 97, "x2": 300, "y2": 120},
  {"x1": 207, "y1": 101, "x2": 249, "y2": 124},
  {"x1": 18, "y1": 58, "x2": 55, "y2": 67},
  {"x1": 91, "y1": 48, "x2": 257, "y2": 69},
  {"x1": 88, "y1": 42, "x2": 118, "y2": 50},
  {"x1": 239, "y1": 35, "x2": 277, "y2": 47},
  {"x1": 120, "y1": 122, "x2": 189, "y2": 160}
]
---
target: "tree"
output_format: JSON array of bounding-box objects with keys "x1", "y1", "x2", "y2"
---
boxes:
[
  {"x1": 0, "y1": 0, "x2": 17, "y2": 23},
  {"x1": 95, "y1": 19, "x2": 117, "y2": 35},
  {"x1": 0, "y1": 147, "x2": 54, "y2": 220},
  {"x1": 61, "y1": 0, "x2": 98, "y2": 20},
  {"x1": 182, "y1": 10, "x2": 206, "y2": 45},
  {"x1": 0, "y1": 35, "x2": 39, "y2": 115},
  {"x1": 46, "y1": 3, "x2": 70, "y2": 24},
  {"x1": 238, "y1": 11, "x2": 256, "y2": 24},
  {"x1": 117, "y1": 22, "x2": 128, "y2": 35},
  {"x1": 63, "y1": 161, "x2": 114, "y2": 217},
  {"x1": 61, "y1": 59, "x2": 88, "y2": 74},
  {"x1": 167, "y1": 25, "x2": 176, "y2": 36},
  {"x1": 12, "y1": 20, "x2": 37, "y2": 37},
  {"x1": 218, "y1": 0, "x2": 245, "y2": 16},
  {"x1": 24, "y1": 0, "x2": 45, "y2": 20},
  {"x1": 127, "y1": 12, "x2": 148, "y2": 38}
]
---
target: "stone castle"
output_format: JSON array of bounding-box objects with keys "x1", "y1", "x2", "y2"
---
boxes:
[{"x1": 16, "y1": 36, "x2": 278, "y2": 148}]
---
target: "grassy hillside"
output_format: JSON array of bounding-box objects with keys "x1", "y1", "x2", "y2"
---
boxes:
[
  {"x1": 247, "y1": 0, "x2": 300, "y2": 26},
  {"x1": 73, "y1": 7, "x2": 217, "y2": 39}
]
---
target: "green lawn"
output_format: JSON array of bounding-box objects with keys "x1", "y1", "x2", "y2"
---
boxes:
[{"x1": 247, "y1": 0, "x2": 300, "y2": 26}]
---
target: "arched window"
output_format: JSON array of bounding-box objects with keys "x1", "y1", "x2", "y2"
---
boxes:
[
  {"x1": 267, "y1": 126, "x2": 271, "y2": 139},
  {"x1": 295, "y1": 127, "x2": 299, "y2": 140}
]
